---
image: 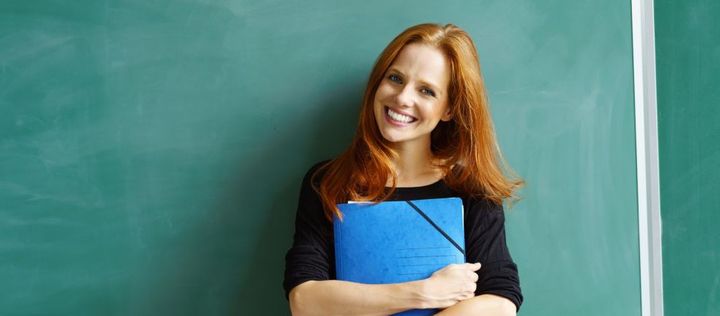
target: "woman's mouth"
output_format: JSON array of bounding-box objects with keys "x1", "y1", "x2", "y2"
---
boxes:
[{"x1": 385, "y1": 106, "x2": 417, "y2": 126}]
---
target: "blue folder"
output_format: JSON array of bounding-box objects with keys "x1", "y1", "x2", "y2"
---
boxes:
[{"x1": 334, "y1": 197, "x2": 465, "y2": 316}]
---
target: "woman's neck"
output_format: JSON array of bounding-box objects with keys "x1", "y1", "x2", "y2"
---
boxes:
[{"x1": 387, "y1": 138, "x2": 444, "y2": 187}]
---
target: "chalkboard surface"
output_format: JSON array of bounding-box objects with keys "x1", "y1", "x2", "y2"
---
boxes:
[
  {"x1": 0, "y1": 1, "x2": 640, "y2": 315},
  {"x1": 656, "y1": 1, "x2": 720, "y2": 315}
]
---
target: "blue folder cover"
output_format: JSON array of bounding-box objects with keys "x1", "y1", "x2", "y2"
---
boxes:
[{"x1": 334, "y1": 197, "x2": 465, "y2": 316}]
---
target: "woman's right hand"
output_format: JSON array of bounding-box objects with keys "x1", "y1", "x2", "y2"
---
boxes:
[{"x1": 419, "y1": 262, "x2": 481, "y2": 309}]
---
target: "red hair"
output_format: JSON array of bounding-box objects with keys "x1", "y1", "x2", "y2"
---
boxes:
[{"x1": 312, "y1": 23, "x2": 524, "y2": 221}]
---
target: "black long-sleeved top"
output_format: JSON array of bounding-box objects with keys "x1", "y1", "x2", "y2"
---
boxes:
[{"x1": 283, "y1": 160, "x2": 523, "y2": 311}]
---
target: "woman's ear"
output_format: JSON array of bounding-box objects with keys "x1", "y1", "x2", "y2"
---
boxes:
[{"x1": 441, "y1": 108, "x2": 453, "y2": 122}]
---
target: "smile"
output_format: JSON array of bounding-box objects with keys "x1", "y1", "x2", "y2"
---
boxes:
[{"x1": 385, "y1": 106, "x2": 417, "y2": 125}]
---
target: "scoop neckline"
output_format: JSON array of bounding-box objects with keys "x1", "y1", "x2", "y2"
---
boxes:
[{"x1": 385, "y1": 178, "x2": 444, "y2": 190}]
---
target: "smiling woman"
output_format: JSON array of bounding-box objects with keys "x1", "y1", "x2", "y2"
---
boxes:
[
  {"x1": 283, "y1": 23, "x2": 523, "y2": 316},
  {"x1": 374, "y1": 44, "x2": 453, "y2": 147}
]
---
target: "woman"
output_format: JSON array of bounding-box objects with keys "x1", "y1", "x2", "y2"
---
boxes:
[{"x1": 283, "y1": 23, "x2": 523, "y2": 316}]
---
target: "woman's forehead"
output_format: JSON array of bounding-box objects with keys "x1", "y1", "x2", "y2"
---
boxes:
[{"x1": 390, "y1": 43, "x2": 449, "y2": 89}]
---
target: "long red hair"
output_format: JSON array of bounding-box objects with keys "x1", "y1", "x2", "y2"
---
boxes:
[{"x1": 312, "y1": 23, "x2": 523, "y2": 221}]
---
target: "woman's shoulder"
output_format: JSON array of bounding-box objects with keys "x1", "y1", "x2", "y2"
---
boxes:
[
  {"x1": 455, "y1": 189, "x2": 504, "y2": 214},
  {"x1": 301, "y1": 159, "x2": 333, "y2": 186},
  {"x1": 308, "y1": 159, "x2": 332, "y2": 173}
]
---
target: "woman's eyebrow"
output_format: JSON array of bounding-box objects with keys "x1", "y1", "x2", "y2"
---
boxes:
[
  {"x1": 419, "y1": 79, "x2": 441, "y2": 93},
  {"x1": 388, "y1": 67, "x2": 406, "y2": 77}
]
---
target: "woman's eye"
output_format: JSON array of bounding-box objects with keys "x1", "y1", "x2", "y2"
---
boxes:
[
  {"x1": 388, "y1": 74, "x2": 402, "y2": 83},
  {"x1": 421, "y1": 88, "x2": 436, "y2": 97}
]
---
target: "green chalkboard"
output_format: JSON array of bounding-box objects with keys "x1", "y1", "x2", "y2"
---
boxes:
[
  {"x1": 656, "y1": 1, "x2": 720, "y2": 315},
  {"x1": 0, "y1": 0, "x2": 640, "y2": 315}
]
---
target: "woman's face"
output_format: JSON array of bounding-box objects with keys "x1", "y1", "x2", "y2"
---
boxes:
[{"x1": 373, "y1": 43, "x2": 452, "y2": 147}]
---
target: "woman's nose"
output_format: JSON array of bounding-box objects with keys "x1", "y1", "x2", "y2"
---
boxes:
[{"x1": 394, "y1": 84, "x2": 415, "y2": 107}]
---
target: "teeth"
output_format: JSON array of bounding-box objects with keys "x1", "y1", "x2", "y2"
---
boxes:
[{"x1": 387, "y1": 108, "x2": 415, "y2": 123}]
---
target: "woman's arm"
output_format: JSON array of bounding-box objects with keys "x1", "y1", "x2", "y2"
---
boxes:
[
  {"x1": 434, "y1": 294, "x2": 517, "y2": 316},
  {"x1": 462, "y1": 198, "x2": 524, "y2": 311},
  {"x1": 289, "y1": 262, "x2": 482, "y2": 316},
  {"x1": 289, "y1": 279, "x2": 426, "y2": 316}
]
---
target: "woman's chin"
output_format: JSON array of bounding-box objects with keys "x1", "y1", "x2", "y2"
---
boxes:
[{"x1": 380, "y1": 132, "x2": 414, "y2": 144}]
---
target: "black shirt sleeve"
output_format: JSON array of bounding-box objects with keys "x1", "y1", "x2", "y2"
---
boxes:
[
  {"x1": 282, "y1": 161, "x2": 333, "y2": 299},
  {"x1": 464, "y1": 197, "x2": 524, "y2": 311}
]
